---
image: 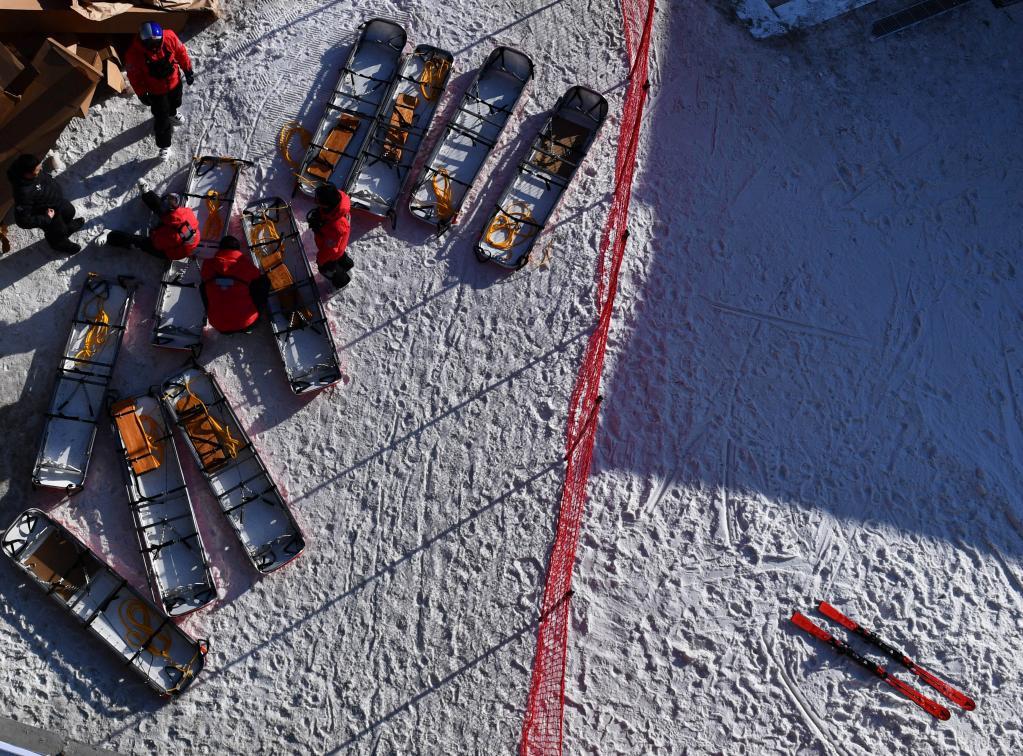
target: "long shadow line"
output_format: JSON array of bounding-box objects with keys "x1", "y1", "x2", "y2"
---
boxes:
[
  {"x1": 339, "y1": 282, "x2": 460, "y2": 351},
  {"x1": 293, "y1": 330, "x2": 585, "y2": 503},
  {"x1": 199, "y1": 462, "x2": 559, "y2": 685},
  {"x1": 220, "y1": 0, "x2": 352, "y2": 62},
  {"x1": 328, "y1": 619, "x2": 534, "y2": 752},
  {"x1": 102, "y1": 460, "x2": 560, "y2": 743},
  {"x1": 452, "y1": 0, "x2": 568, "y2": 56}
]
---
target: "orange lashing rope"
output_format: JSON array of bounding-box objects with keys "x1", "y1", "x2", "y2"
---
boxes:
[
  {"x1": 420, "y1": 56, "x2": 450, "y2": 101},
  {"x1": 278, "y1": 121, "x2": 311, "y2": 171},
  {"x1": 432, "y1": 169, "x2": 455, "y2": 222},
  {"x1": 74, "y1": 287, "x2": 111, "y2": 362},
  {"x1": 175, "y1": 380, "x2": 240, "y2": 471},
  {"x1": 203, "y1": 190, "x2": 223, "y2": 240},
  {"x1": 121, "y1": 598, "x2": 173, "y2": 660},
  {"x1": 120, "y1": 597, "x2": 205, "y2": 694},
  {"x1": 484, "y1": 201, "x2": 538, "y2": 251}
]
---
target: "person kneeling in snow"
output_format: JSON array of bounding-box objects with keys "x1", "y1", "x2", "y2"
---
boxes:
[
  {"x1": 106, "y1": 190, "x2": 200, "y2": 260},
  {"x1": 307, "y1": 183, "x2": 354, "y2": 290},
  {"x1": 125, "y1": 22, "x2": 194, "y2": 161},
  {"x1": 200, "y1": 236, "x2": 270, "y2": 335},
  {"x1": 6, "y1": 153, "x2": 84, "y2": 255}
]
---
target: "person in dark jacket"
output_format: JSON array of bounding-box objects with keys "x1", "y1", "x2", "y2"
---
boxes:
[
  {"x1": 125, "y1": 22, "x2": 194, "y2": 160},
  {"x1": 307, "y1": 182, "x2": 354, "y2": 290},
  {"x1": 106, "y1": 189, "x2": 200, "y2": 260},
  {"x1": 6, "y1": 153, "x2": 84, "y2": 254},
  {"x1": 199, "y1": 235, "x2": 270, "y2": 335}
]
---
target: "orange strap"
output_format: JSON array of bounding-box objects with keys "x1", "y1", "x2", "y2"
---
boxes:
[{"x1": 111, "y1": 399, "x2": 162, "y2": 474}]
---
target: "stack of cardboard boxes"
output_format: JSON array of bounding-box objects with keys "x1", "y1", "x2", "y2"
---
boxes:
[{"x1": 0, "y1": 0, "x2": 219, "y2": 250}]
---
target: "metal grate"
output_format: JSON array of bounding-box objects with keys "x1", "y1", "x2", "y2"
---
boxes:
[{"x1": 871, "y1": 0, "x2": 973, "y2": 38}]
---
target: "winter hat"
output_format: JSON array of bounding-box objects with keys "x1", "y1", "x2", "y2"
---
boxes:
[
  {"x1": 219, "y1": 235, "x2": 242, "y2": 251},
  {"x1": 11, "y1": 154, "x2": 41, "y2": 177},
  {"x1": 140, "y1": 22, "x2": 164, "y2": 43},
  {"x1": 314, "y1": 183, "x2": 341, "y2": 209},
  {"x1": 161, "y1": 192, "x2": 183, "y2": 212}
]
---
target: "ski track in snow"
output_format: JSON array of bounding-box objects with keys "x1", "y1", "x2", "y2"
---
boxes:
[{"x1": 1, "y1": 0, "x2": 1023, "y2": 754}]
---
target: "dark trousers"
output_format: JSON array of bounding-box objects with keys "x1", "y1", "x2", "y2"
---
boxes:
[
  {"x1": 106, "y1": 190, "x2": 166, "y2": 258},
  {"x1": 43, "y1": 202, "x2": 78, "y2": 249},
  {"x1": 140, "y1": 190, "x2": 162, "y2": 214},
  {"x1": 319, "y1": 254, "x2": 354, "y2": 290},
  {"x1": 150, "y1": 83, "x2": 184, "y2": 148},
  {"x1": 106, "y1": 230, "x2": 162, "y2": 258}
]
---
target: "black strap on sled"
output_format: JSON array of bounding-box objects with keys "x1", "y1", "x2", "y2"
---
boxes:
[
  {"x1": 133, "y1": 482, "x2": 188, "y2": 506},
  {"x1": 126, "y1": 615, "x2": 174, "y2": 665},
  {"x1": 81, "y1": 579, "x2": 127, "y2": 625}
]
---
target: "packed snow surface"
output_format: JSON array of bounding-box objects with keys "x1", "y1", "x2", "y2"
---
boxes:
[{"x1": 2, "y1": 0, "x2": 1023, "y2": 754}]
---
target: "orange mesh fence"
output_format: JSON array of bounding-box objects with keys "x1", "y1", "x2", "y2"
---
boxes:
[{"x1": 519, "y1": 1, "x2": 658, "y2": 754}]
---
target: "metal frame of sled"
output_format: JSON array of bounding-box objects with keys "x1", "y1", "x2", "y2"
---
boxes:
[
  {"x1": 2, "y1": 508, "x2": 208, "y2": 697},
  {"x1": 346, "y1": 44, "x2": 455, "y2": 225},
  {"x1": 296, "y1": 18, "x2": 407, "y2": 196},
  {"x1": 408, "y1": 46, "x2": 534, "y2": 234},
  {"x1": 152, "y1": 155, "x2": 253, "y2": 352},
  {"x1": 475, "y1": 85, "x2": 608, "y2": 269},
  {"x1": 32, "y1": 272, "x2": 136, "y2": 492},
  {"x1": 159, "y1": 365, "x2": 306, "y2": 574},
  {"x1": 109, "y1": 391, "x2": 218, "y2": 617},
  {"x1": 241, "y1": 197, "x2": 343, "y2": 394}
]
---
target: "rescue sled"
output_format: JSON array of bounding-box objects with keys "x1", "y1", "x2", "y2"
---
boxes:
[
  {"x1": 159, "y1": 366, "x2": 305, "y2": 573},
  {"x1": 241, "y1": 197, "x2": 343, "y2": 394},
  {"x1": 476, "y1": 85, "x2": 608, "y2": 269},
  {"x1": 2, "y1": 509, "x2": 208, "y2": 697},
  {"x1": 346, "y1": 45, "x2": 455, "y2": 223},
  {"x1": 152, "y1": 155, "x2": 252, "y2": 351},
  {"x1": 296, "y1": 18, "x2": 407, "y2": 195},
  {"x1": 408, "y1": 46, "x2": 534, "y2": 232},
  {"x1": 32, "y1": 273, "x2": 136, "y2": 491},
  {"x1": 110, "y1": 393, "x2": 218, "y2": 616}
]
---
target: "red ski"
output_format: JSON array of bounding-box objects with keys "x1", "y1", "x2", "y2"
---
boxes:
[
  {"x1": 818, "y1": 601, "x2": 975, "y2": 710},
  {"x1": 791, "y1": 611, "x2": 951, "y2": 721}
]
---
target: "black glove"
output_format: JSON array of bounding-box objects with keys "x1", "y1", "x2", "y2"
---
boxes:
[
  {"x1": 306, "y1": 208, "x2": 323, "y2": 231},
  {"x1": 139, "y1": 93, "x2": 153, "y2": 106},
  {"x1": 185, "y1": 69, "x2": 195, "y2": 86}
]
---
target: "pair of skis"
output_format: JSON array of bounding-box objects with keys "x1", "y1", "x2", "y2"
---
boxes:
[{"x1": 791, "y1": 601, "x2": 975, "y2": 721}]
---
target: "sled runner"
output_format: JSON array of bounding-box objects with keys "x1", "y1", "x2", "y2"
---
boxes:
[
  {"x1": 152, "y1": 155, "x2": 252, "y2": 351},
  {"x1": 408, "y1": 46, "x2": 533, "y2": 232},
  {"x1": 160, "y1": 366, "x2": 305, "y2": 573},
  {"x1": 241, "y1": 198, "x2": 343, "y2": 394},
  {"x1": 32, "y1": 273, "x2": 136, "y2": 491},
  {"x1": 475, "y1": 86, "x2": 608, "y2": 269},
  {"x1": 2, "y1": 509, "x2": 208, "y2": 696},
  {"x1": 347, "y1": 45, "x2": 454, "y2": 222},
  {"x1": 296, "y1": 18, "x2": 407, "y2": 195},
  {"x1": 110, "y1": 394, "x2": 218, "y2": 617}
]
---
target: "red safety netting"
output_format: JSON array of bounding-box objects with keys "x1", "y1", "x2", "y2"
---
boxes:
[{"x1": 519, "y1": 1, "x2": 657, "y2": 754}]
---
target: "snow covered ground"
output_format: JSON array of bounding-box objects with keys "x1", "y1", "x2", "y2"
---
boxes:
[{"x1": 1, "y1": 0, "x2": 1022, "y2": 754}]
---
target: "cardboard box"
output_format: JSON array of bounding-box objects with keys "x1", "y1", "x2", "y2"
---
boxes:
[
  {"x1": 1, "y1": 39, "x2": 101, "y2": 162},
  {"x1": 0, "y1": 1, "x2": 194, "y2": 34},
  {"x1": 0, "y1": 42, "x2": 23, "y2": 89}
]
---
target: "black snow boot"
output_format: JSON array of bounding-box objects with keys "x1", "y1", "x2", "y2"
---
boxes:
[
  {"x1": 52, "y1": 239, "x2": 81, "y2": 255},
  {"x1": 105, "y1": 230, "x2": 133, "y2": 247}
]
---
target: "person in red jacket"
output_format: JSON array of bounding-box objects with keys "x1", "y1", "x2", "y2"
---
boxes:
[
  {"x1": 106, "y1": 188, "x2": 200, "y2": 260},
  {"x1": 125, "y1": 22, "x2": 194, "y2": 160},
  {"x1": 307, "y1": 182, "x2": 354, "y2": 290},
  {"x1": 200, "y1": 236, "x2": 271, "y2": 335}
]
